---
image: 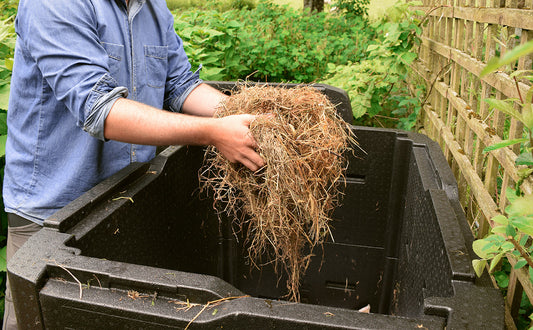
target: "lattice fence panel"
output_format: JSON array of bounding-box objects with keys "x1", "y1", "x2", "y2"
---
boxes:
[{"x1": 408, "y1": 0, "x2": 533, "y2": 327}]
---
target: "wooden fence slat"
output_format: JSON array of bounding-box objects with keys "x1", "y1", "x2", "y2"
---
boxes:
[
  {"x1": 420, "y1": 36, "x2": 530, "y2": 101},
  {"x1": 423, "y1": 103, "x2": 501, "y2": 221},
  {"x1": 507, "y1": 256, "x2": 533, "y2": 311},
  {"x1": 416, "y1": 6, "x2": 533, "y2": 31}
]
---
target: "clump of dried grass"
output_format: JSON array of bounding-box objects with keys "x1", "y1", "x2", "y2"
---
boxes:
[{"x1": 200, "y1": 84, "x2": 356, "y2": 301}]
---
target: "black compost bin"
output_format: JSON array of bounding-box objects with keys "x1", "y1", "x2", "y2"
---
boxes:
[{"x1": 8, "y1": 82, "x2": 504, "y2": 329}]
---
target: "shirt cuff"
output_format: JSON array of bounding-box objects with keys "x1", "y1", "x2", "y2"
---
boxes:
[
  {"x1": 167, "y1": 65, "x2": 203, "y2": 113},
  {"x1": 170, "y1": 78, "x2": 203, "y2": 113},
  {"x1": 83, "y1": 84, "x2": 128, "y2": 141}
]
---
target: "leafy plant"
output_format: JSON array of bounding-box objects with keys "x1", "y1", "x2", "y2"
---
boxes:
[
  {"x1": 332, "y1": 0, "x2": 370, "y2": 18},
  {"x1": 175, "y1": 10, "x2": 247, "y2": 80},
  {"x1": 174, "y1": 2, "x2": 372, "y2": 83},
  {"x1": 0, "y1": 16, "x2": 14, "y2": 163},
  {"x1": 167, "y1": 0, "x2": 256, "y2": 11},
  {"x1": 473, "y1": 38, "x2": 533, "y2": 329},
  {"x1": 322, "y1": 1, "x2": 425, "y2": 128},
  {"x1": 472, "y1": 188, "x2": 533, "y2": 277},
  {"x1": 0, "y1": 1, "x2": 17, "y2": 20},
  {"x1": 480, "y1": 39, "x2": 533, "y2": 179},
  {"x1": 0, "y1": 12, "x2": 13, "y2": 323}
]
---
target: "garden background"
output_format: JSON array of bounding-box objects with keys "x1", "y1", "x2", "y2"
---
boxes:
[{"x1": 1, "y1": 0, "x2": 532, "y2": 328}]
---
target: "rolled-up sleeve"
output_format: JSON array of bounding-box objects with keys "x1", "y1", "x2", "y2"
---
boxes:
[
  {"x1": 20, "y1": 0, "x2": 127, "y2": 140},
  {"x1": 84, "y1": 78, "x2": 128, "y2": 140},
  {"x1": 162, "y1": 13, "x2": 203, "y2": 112}
]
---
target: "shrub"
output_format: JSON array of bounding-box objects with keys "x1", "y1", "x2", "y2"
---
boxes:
[
  {"x1": 322, "y1": 1, "x2": 425, "y2": 128},
  {"x1": 332, "y1": 0, "x2": 370, "y2": 18},
  {"x1": 174, "y1": 2, "x2": 372, "y2": 83}
]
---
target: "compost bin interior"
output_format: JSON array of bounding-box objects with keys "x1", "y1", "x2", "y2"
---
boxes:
[{"x1": 63, "y1": 126, "x2": 453, "y2": 317}]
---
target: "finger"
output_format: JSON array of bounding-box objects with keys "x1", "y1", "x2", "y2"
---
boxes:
[
  {"x1": 239, "y1": 156, "x2": 260, "y2": 172},
  {"x1": 245, "y1": 149, "x2": 266, "y2": 169},
  {"x1": 239, "y1": 114, "x2": 256, "y2": 125},
  {"x1": 246, "y1": 132, "x2": 259, "y2": 149}
]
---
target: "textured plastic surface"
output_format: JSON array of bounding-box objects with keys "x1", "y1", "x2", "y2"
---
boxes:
[{"x1": 8, "y1": 83, "x2": 504, "y2": 329}]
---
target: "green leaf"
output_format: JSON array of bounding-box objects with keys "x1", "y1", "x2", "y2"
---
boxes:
[
  {"x1": 515, "y1": 258, "x2": 528, "y2": 269},
  {"x1": 506, "y1": 224, "x2": 517, "y2": 238},
  {"x1": 516, "y1": 152, "x2": 533, "y2": 166},
  {"x1": 399, "y1": 52, "x2": 417, "y2": 65},
  {"x1": 473, "y1": 259, "x2": 487, "y2": 277},
  {"x1": 483, "y1": 138, "x2": 529, "y2": 153},
  {"x1": 510, "y1": 69, "x2": 533, "y2": 79},
  {"x1": 492, "y1": 214, "x2": 509, "y2": 225},
  {"x1": 366, "y1": 44, "x2": 379, "y2": 52},
  {"x1": 522, "y1": 102, "x2": 533, "y2": 129},
  {"x1": 484, "y1": 98, "x2": 523, "y2": 123},
  {"x1": 517, "y1": 168, "x2": 533, "y2": 180},
  {"x1": 480, "y1": 39, "x2": 533, "y2": 77},
  {"x1": 507, "y1": 194, "x2": 533, "y2": 215},
  {"x1": 501, "y1": 241, "x2": 515, "y2": 251},
  {"x1": 473, "y1": 239, "x2": 499, "y2": 258},
  {"x1": 0, "y1": 111, "x2": 6, "y2": 135},
  {"x1": 507, "y1": 187, "x2": 521, "y2": 203},
  {"x1": 511, "y1": 217, "x2": 533, "y2": 237},
  {"x1": 492, "y1": 226, "x2": 507, "y2": 234},
  {"x1": 489, "y1": 253, "x2": 504, "y2": 272},
  {"x1": 494, "y1": 270, "x2": 510, "y2": 288},
  {"x1": 481, "y1": 57, "x2": 504, "y2": 78},
  {"x1": 0, "y1": 134, "x2": 6, "y2": 158},
  {"x1": 0, "y1": 246, "x2": 5, "y2": 272},
  {"x1": 0, "y1": 83, "x2": 9, "y2": 110},
  {"x1": 4, "y1": 58, "x2": 12, "y2": 71}
]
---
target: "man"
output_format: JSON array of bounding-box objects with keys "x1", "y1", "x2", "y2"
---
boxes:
[{"x1": 3, "y1": 0, "x2": 264, "y2": 328}]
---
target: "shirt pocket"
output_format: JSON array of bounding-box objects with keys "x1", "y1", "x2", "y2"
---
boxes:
[
  {"x1": 144, "y1": 45, "x2": 168, "y2": 89},
  {"x1": 100, "y1": 42, "x2": 124, "y2": 82}
]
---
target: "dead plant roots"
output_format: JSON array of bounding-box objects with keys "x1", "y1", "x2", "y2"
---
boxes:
[{"x1": 200, "y1": 84, "x2": 356, "y2": 301}]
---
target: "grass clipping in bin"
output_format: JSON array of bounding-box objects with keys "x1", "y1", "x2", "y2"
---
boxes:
[{"x1": 200, "y1": 85, "x2": 357, "y2": 302}]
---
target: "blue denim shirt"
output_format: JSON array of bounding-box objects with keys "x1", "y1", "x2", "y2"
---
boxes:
[{"x1": 3, "y1": 0, "x2": 202, "y2": 224}]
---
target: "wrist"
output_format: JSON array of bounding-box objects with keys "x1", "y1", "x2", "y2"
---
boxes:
[{"x1": 199, "y1": 117, "x2": 219, "y2": 147}]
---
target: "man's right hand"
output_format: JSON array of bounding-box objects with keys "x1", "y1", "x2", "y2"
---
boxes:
[{"x1": 209, "y1": 114, "x2": 265, "y2": 172}]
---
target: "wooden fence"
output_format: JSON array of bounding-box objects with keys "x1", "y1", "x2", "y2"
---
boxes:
[{"x1": 408, "y1": 0, "x2": 533, "y2": 328}]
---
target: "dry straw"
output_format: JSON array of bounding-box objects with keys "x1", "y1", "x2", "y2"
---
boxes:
[{"x1": 200, "y1": 84, "x2": 357, "y2": 301}]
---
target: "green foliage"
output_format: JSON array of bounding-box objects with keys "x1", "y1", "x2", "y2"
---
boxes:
[
  {"x1": 0, "y1": 1, "x2": 17, "y2": 19},
  {"x1": 472, "y1": 188, "x2": 533, "y2": 275},
  {"x1": 332, "y1": 0, "x2": 370, "y2": 18},
  {"x1": 174, "y1": 2, "x2": 372, "y2": 83},
  {"x1": 175, "y1": 10, "x2": 246, "y2": 80},
  {"x1": 480, "y1": 39, "x2": 533, "y2": 192},
  {"x1": 174, "y1": 1, "x2": 425, "y2": 128},
  {"x1": 0, "y1": 16, "x2": 15, "y2": 115},
  {"x1": 322, "y1": 1, "x2": 425, "y2": 129},
  {"x1": 0, "y1": 8, "x2": 13, "y2": 322},
  {"x1": 480, "y1": 39, "x2": 533, "y2": 78},
  {"x1": 167, "y1": 0, "x2": 256, "y2": 11},
  {"x1": 472, "y1": 188, "x2": 533, "y2": 328}
]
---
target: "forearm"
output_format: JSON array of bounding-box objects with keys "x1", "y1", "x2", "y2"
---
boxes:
[
  {"x1": 103, "y1": 96, "x2": 265, "y2": 171},
  {"x1": 104, "y1": 97, "x2": 215, "y2": 146},
  {"x1": 181, "y1": 83, "x2": 228, "y2": 117}
]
